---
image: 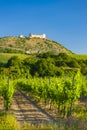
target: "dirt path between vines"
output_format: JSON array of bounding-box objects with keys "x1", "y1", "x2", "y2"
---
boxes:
[{"x1": 11, "y1": 90, "x2": 56, "y2": 125}]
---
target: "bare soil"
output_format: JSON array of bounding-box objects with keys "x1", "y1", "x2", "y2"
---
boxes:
[
  {"x1": 0, "y1": 97, "x2": 4, "y2": 111},
  {"x1": 11, "y1": 90, "x2": 56, "y2": 125},
  {"x1": 0, "y1": 90, "x2": 87, "y2": 129}
]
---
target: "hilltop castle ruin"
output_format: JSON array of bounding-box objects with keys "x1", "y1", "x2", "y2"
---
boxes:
[{"x1": 29, "y1": 33, "x2": 46, "y2": 39}]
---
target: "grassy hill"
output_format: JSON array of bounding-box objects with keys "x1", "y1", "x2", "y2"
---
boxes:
[{"x1": 0, "y1": 36, "x2": 72, "y2": 54}]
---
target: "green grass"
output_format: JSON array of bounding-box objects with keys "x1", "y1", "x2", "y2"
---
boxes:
[
  {"x1": 70, "y1": 54, "x2": 87, "y2": 60},
  {"x1": 73, "y1": 104, "x2": 87, "y2": 119},
  {"x1": 0, "y1": 53, "x2": 29, "y2": 63},
  {"x1": 0, "y1": 112, "x2": 20, "y2": 130},
  {"x1": 0, "y1": 112, "x2": 87, "y2": 130}
]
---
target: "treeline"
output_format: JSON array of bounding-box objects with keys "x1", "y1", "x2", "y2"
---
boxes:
[{"x1": 0, "y1": 52, "x2": 87, "y2": 78}]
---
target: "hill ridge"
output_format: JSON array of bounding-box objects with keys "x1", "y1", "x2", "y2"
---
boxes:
[{"x1": 0, "y1": 36, "x2": 72, "y2": 54}]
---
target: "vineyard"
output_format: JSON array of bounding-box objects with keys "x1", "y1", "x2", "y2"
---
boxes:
[
  {"x1": 16, "y1": 71, "x2": 87, "y2": 118},
  {"x1": 0, "y1": 33, "x2": 87, "y2": 129},
  {"x1": 0, "y1": 70, "x2": 87, "y2": 129}
]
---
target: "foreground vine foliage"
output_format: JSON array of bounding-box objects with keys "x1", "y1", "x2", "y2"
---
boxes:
[
  {"x1": 17, "y1": 70, "x2": 86, "y2": 118},
  {"x1": 0, "y1": 78, "x2": 16, "y2": 111}
]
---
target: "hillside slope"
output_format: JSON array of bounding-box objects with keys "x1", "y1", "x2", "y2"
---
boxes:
[{"x1": 0, "y1": 36, "x2": 72, "y2": 54}]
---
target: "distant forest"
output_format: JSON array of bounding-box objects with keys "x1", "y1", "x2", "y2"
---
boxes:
[{"x1": 0, "y1": 52, "x2": 87, "y2": 79}]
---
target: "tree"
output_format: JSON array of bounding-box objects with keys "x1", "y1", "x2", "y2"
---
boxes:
[{"x1": 35, "y1": 58, "x2": 57, "y2": 77}]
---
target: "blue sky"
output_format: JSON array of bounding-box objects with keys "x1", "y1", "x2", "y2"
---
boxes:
[{"x1": 0, "y1": 0, "x2": 87, "y2": 54}]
